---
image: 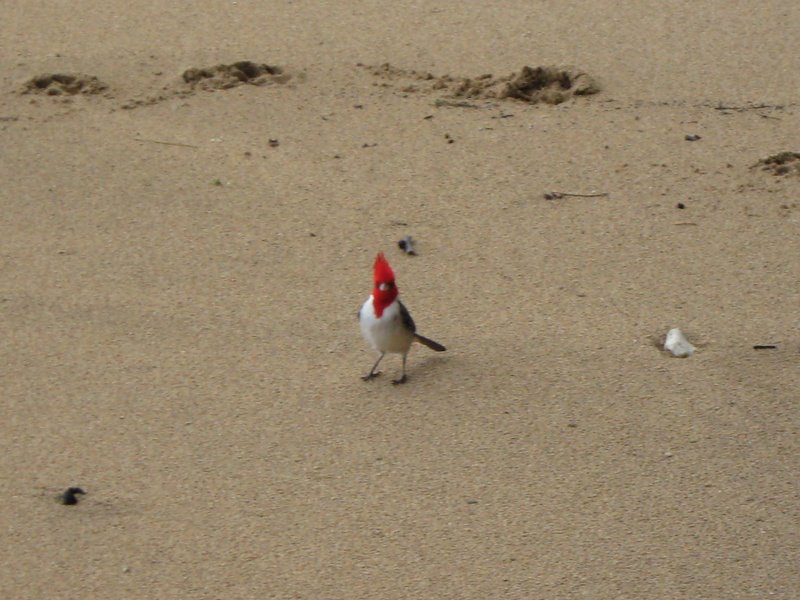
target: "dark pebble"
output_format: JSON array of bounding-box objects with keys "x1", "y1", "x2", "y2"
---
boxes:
[{"x1": 59, "y1": 487, "x2": 86, "y2": 505}]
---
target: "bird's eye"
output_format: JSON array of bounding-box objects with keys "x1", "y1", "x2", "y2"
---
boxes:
[{"x1": 378, "y1": 282, "x2": 395, "y2": 291}]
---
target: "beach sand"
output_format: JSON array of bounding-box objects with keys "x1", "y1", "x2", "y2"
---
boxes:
[{"x1": 1, "y1": 1, "x2": 798, "y2": 598}]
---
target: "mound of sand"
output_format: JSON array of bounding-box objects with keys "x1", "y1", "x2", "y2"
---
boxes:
[
  {"x1": 20, "y1": 73, "x2": 109, "y2": 96},
  {"x1": 753, "y1": 151, "x2": 800, "y2": 176},
  {"x1": 181, "y1": 61, "x2": 290, "y2": 91},
  {"x1": 362, "y1": 63, "x2": 599, "y2": 105},
  {"x1": 497, "y1": 66, "x2": 599, "y2": 104}
]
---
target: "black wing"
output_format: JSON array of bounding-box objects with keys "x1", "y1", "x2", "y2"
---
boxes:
[{"x1": 398, "y1": 300, "x2": 416, "y2": 333}]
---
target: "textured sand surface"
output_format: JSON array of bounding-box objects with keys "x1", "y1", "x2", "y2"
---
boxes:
[{"x1": 1, "y1": 2, "x2": 799, "y2": 598}]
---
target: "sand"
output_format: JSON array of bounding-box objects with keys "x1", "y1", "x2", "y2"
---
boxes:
[{"x1": 1, "y1": 1, "x2": 798, "y2": 598}]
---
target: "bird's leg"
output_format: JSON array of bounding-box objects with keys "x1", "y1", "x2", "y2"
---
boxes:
[
  {"x1": 362, "y1": 353, "x2": 384, "y2": 381},
  {"x1": 392, "y1": 353, "x2": 408, "y2": 385}
]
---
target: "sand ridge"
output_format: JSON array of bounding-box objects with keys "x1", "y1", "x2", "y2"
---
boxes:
[{"x1": 15, "y1": 60, "x2": 292, "y2": 111}]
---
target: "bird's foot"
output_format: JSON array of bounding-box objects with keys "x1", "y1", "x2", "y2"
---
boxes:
[
  {"x1": 362, "y1": 371, "x2": 381, "y2": 382},
  {"x1": 391, "y1": 375, "x2": 408, "y2": 385}
]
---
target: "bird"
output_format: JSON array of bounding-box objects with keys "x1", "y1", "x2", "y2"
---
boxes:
[{"x1": 358, "y1": 252, "x2": 446, "y2": 384}]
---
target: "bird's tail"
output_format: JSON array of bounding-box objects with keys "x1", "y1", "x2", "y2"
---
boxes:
[{"x1": 414, "y1": 333, "x2": 446, "y2": 352}]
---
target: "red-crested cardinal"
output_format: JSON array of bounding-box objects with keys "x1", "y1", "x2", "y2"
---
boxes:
[{"x1": 359, "y1": 252, "x2": 446, "y2": 384}]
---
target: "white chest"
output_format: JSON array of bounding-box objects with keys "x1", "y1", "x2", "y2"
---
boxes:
[{"x1": 359, "y1": 296, "x2": 414, "y2": 354}]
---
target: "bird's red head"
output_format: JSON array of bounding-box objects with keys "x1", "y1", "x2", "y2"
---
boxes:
[{"x1": 371, "y1": 252, "x2": 398, "y2": 317}]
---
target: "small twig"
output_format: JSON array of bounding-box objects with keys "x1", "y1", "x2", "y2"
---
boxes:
[
  {"x1": 134, "y1": 138, "x2": 199, "y2": 149},
  {"x1": 752, "y1": 344, "x2": 777, "y2": 350},
  {"x1": 433, "y1": 99, "x2": 481, "y2": 109},
  {"x1": 673, "y1": 222, "x2": 698, "y2": 226},
  {"x1": 714, "y1": 103, "x2": 784, "y2": 112},
  {"x1": 544, "y1": 191, "x2": 609, "y2": 200}
]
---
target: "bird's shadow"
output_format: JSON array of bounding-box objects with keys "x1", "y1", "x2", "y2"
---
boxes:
[{"x1": 406, "y1": 352, "x2": 449, "y2": 381}]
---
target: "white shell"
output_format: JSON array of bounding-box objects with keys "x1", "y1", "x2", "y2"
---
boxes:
[{"x1": 664, "y1": 328, "x2": 695, "y2": 357}]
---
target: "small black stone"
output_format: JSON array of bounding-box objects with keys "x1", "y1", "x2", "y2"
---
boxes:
[
  {"x1": 677, "y1": 202, "x2": 685, "y2": 209},
  {"x1": 59, "y1": 487, "x2": 86, "y2": 505}
]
